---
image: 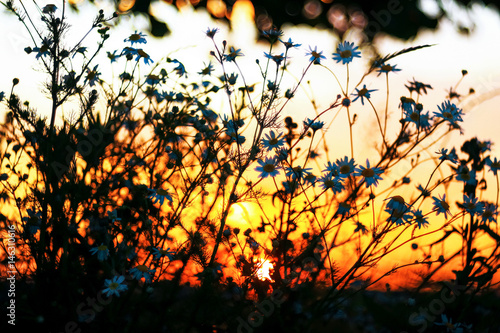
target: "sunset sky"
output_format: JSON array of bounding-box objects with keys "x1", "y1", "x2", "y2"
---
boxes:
[{"x1": 1, "y1": 0, "x2": 500, "y2": 287}]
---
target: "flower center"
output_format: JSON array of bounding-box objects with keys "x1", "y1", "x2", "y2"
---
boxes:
[
  {"x1": 441, "y1": 201, "x2": 450, "y2": 210},
  {"x1": 339, "y1": 202, "x2": 350, "y2": 210},
  {"x1": 443, "y1": 111, "x2": 453, "y2": 119},
  {"x1": 137, "y1": 264, "x2": 149, "y2": 272},
  {"x1": 324, "y1": 180, "x2": 335, "y2": 188},
  {"x1": 269, "y1": 138, "x2": 278, "y2": 145},
  {"x1": 467, "y1": 203, "x2": 476, "y2": 210},
  {"x1": 392, "y1": 196, "x2": 405, "y2": 205},
  {"x1": 129, "y1": 33, "x2": 141, "y2": 41},
  {"x1": 340, "y1": 50, "x2": 352, "y2": 58},
  {"x1": 157, "y1": 189, "x2": 168, "y2": 196},
  {"x1": 137, "y1": 49, "x2": 149, "y2": 58},
  {"x1": 359, "y1": 88, "x2": 368, "y2": 96},
  {"x1": 410, "y1": 113, "x2": 420, "y2": 121},
  {"x1": 263, "y1": 164, "x2": 275, "y2": 173},
  {"x1": 339, "y1": 165, "x2": 351, "y2": 174},
  {"x1": 483, "y1": 210, "x2": 493, "y2": 218},
  {"x1": 109, "y1": 282, "x2": 119, "y2": 290},
  {"x1": 98, "y1": 245, "x2": 108, "y2": 251},
  {"x1": 392, "y1": 209, "x2": 404, "y2": 219},
  {"x1": 381, "y1": 64, "x2": 392, "y2": 71},
  {"x1": 361, "y1": 168, "x2": 375, "y2": 178},
  {"x1": 311, "y1": 51, "x2": 320, "y2": 58}
]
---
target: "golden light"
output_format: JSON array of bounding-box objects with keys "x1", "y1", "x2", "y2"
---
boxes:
[
  {"x1": 255, "y1": 258, "x2": 274, "y2": 282},
  {"x1": 68, "y1": 0, "x2": 84, "y2": 5},
  {"x1": 231, "y1": 0, "x2": 255, "y2": 22},
  {"x1": 118, "y1": 0, "x2": 136, "y2": 13},
  {"x1": 206, "y1": 0, "x2": 227, "y2": 19}
]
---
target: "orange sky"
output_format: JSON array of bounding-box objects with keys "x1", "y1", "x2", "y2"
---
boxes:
[{"x1": 1, "y1": 0, "x2": 500, "y2": 289}]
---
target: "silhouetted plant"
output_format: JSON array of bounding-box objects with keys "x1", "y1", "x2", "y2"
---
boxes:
[{"x1": 0, "y1": 1, "x2": 499, "y2": 332}]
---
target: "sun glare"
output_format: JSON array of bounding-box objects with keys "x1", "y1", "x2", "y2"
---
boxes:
[{"x1": 255, "y1": 258, "x2": 274, "y2": 282}]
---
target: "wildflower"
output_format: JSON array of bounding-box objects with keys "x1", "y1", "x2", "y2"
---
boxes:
[
  {"x1": 354, "y1": 222, "x2": 368, "y2": 234},
  {"x1": 119, "y1": 72, "x2": 132, "y2": 81},
  {"x1": 351, "y1": 85, "x2": 377, "y2": 105},
  {"x1": 434, "y1": 314, "x2": 459, "y2": 332},
  {"x1": 304, "y1": 173, "x2": 317, "y2": 186},
  {"x1": 455, "y1": 165, "x2": 477, "y2": 185},
  {"x1": 107, "y1": 50, "x2": 119, "y2": 63},
  {"x1": 224, "y1": 47, "x2": 243, "y2": 62},
  {"x1": 400, "y1": 96, "x2": 416, "y2": 112},
  {"x1": 199, "y1": 61, "x2": 214, "y2": 76},
  {"x1": 486, "y1": 156, "x2": 500, "y2": 176},
  {"x1": 280, "y1": 37, "x2": 301, "y2": 49},
  {"x1": 255, "y1": 157, "x2": 281, "y2": 178},
  {"x1": 152, "y1": 247, "x2": 175, "y2": 260},
  {"x1": 461, "y1": 194, "x2": 484, "y2": 216},
  {"x1": 261, "y1": 131, "x2": 285, "y2": 151},
  {"x1": 282, "y1": 179, "x2": 299, "y2": 194},
  {"x1": 336, "y1": 156, "x2": 356, "y2": 178},
  {"x1": 148, "y1": 188, "x2": 173, "y2": 206},
  {"x1": 481, "y1": 203, "x2": 497, "y2": 223},
  {"x1": 413, "y1": 209, "x2": 429, "y2": 229},
  {"x1": 172, "y1": 59, "x2": 186, "y2": 77},
  {"x1": 404, "y1": 103, "x2": 431, "y2": 130},
  {"x1": 417, "y1": 112, "x2": 432, "y2": 130},
  {"x1": 85, "y1": 65, "x2": 101, "y2": 87},
  {"x1": 436, "y1": 148, "x2": 459, "y2": 164},
  {"x1": 225, "y1": 125, "x2": 245, "y2": 143},
  {"x1": 90, "y1": 244, "x2": 109, "y2": 261},
  {"x1": 267, "y1": 80, "x2": 277, "y2": 91},
  {"x1": 205, "y1": 27, "x2": 219, "y2": 38},
  {"x1": 336, "y1": 201, "x2": 352, "y2": 216},
  {"x1": 276, "y1": 148, "x2": 289, "y2": 162},
  {"x1": 145, "y1": 74, "x2": 161, "y2": 85},
  {"x1": 102, "y1": 275, "x2": 128, "y2": 297},
  {"x1": 323, "y1": 161, "x2": 340, "y2": 177},
  {"x1": 385, "y1": 195, "x2": 406, "y2": 210},
  {"x1": 405, "y1": 78, "x2": 432, "y2": 95},
  {"x1": 264, "y1": 52, "x2": 285, "y2": 65},
  {"x1": 432, "y1": 194, "x2": 451, "y2": 219},
  {"x1": 33, "y1": 38, "x2": 52, "y2": 59},
  {"x1": 124, "y1": 31, "x2": 147, "y2": 45},
  {"x1": 73, "y1": 47, "x2": 87, "y2": 58},
  {"x1": 121, "y1": 46, "x2": 137, "y2": 59},
  {"x1": 262, "y1": 29, "x2": 283, "y2": 43},
  {"x1": 135, "y1": 49, "x2": 153, "y2": 65},
  {"x1": 42, "y1": 4, "x2": 57, "y2": 14},
  {"x1": 318, "y1": 174, "x2": 344, "y2": 193},
  {"x1": 130, "y1": 264, "x2": 156, "y2": 283},
  {"x1": 433, "y1": 100, "x2": 463, "y2": 126},
  {"x1": 285, "y1": 166, "x2": 313, "y2": 182},
  {"x1": 376, "y1": 62, "x2": 401, "y2": 76},
  {"x1": 224, "y1": 73, "x2": 238, "y2": 85},
  {"x1": 385, "y1": 199, "x2": 412, "y2": 226},
  {"x1": 306, "y1": 46, "x2": 326, "y2": 63},
  {"x1": 332, "y1": 41, "x2": 361, "y2": 65},
  {"x1": 303, "y1": 117, "x2": 325, "y2": 131},
  {"x1": 354, "y1": 159, "x2": 383, "y2": 188}
]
